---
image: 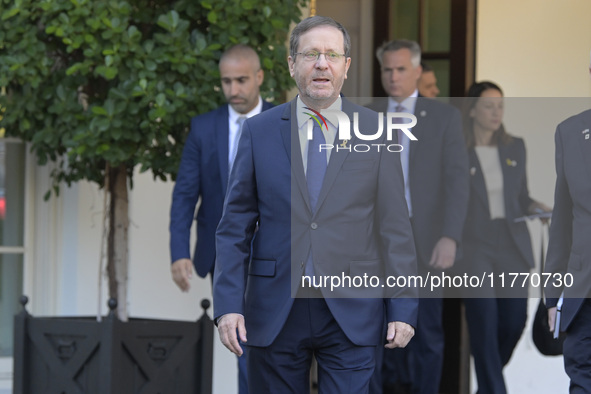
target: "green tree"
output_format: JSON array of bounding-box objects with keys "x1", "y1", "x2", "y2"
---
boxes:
[{"x1": 0, "y1": 0, "x2": 307, "y2": 319}]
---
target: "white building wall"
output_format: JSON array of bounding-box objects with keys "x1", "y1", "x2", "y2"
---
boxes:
[{"x1": 476, "y1": 0, "x2": 591, "y2": 98}]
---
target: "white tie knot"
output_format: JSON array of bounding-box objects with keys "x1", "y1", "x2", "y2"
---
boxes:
[{"x1": 237, "y1": 115, "x2": 247, "y2": 128}]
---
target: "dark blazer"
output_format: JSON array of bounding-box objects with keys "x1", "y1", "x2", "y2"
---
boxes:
[
  {"x1": 213, "y1": 98, "x2": 419, "y2": 347},
  {"x1": 545, "y1": 109, "x2": 591, "y2": 330},
  {"x1": 169, "y1": 101, "x2": 274, "y2": 277},
  {"x1": 367, "y1": 97, "x2": 469, "y2": 265},
  {"x1": 463, "y1": 137, "x2": 535, "y2": 269}
]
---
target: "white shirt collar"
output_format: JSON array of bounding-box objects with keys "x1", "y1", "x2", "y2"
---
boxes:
[
  {"x1": 228, "y1": 96, "x2": 263, "y2": 123},
  {"x1": 388, "y1": 89, "x2": 419, "y2": 114}
]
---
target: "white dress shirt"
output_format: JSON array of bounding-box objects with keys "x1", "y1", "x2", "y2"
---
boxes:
[
  {"x1": 475, "y1": 146, "x2": 506, "y2": 219},
  {"x1": 387, "y1": 89, "x2": 418, "y2": 217},
  {"x1": 228, "y1": 97, "x2": 263, "y2": 170}
]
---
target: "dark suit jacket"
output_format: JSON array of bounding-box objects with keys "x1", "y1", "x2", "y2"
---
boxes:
[
  {"x1": 463, "y1": 137, "x2": 535, "y2": 269},
  {"x1": 367, "y1": 97, "x2": 469, "y2": 266},
  {"x1": 214, "y1": 98, "x2": 419, "y2": 347},
  {"x1": 169, "y1": 101, "x2": 274, "y2": 277},
  {"x1": 545, "y1": 109, "x2": 591, "y2": 330}
]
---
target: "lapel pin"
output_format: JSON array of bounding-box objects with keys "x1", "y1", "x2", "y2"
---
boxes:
[
  {"x1": 584, "y1": 129, "x2": 590, "y2": 140},
  {"x1": 420, "y1": 110, "x2": 427, "y2": 117},
  {"x1": 470, "y1": 167, "x2": 476, "y2": 176},
  {"x1": 506, "y1": 158, "x2": 517, "y2": 167},
  {"x1": 340, "y1": 139, "x2": 349, "y2": 148}
]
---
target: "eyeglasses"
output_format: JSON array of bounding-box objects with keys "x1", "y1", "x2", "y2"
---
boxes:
[{"x1": 295, "y1": 50, "x2": 346, "y2": 63}]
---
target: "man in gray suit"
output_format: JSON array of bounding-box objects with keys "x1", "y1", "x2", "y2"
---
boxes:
[
  {"x1": 546, "y1": 54, "x2": 591, "y2": 393},
  {"x1": 368, "y1": 39, "x2": 469, "y2": 393}
]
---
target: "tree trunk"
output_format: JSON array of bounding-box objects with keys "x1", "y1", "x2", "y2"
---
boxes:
[{"x1": 106, "y1": 163, "x2": 129, "y2": 321}]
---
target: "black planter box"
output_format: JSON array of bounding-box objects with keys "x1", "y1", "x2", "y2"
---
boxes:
[{"x1": 13, "y1": 297, "x2": 213, "y2": 394}]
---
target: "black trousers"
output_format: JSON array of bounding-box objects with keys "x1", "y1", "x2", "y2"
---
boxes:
[
  {"x1": 463, "y1": 219, "x2": 530, "y2": 394},
  {"x1": 564, "y1": 298, "x2": 591, "y2": 393}
]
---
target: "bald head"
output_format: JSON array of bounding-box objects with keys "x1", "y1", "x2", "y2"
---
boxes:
[
  {"x1": 220, "y1": 44, "x2": 262, "y2": 70},
  {"x1": 219, "y1": 44, "x2": 264, "y2": 114}
]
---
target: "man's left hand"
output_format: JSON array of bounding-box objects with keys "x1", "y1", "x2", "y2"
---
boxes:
[
  {"x1": 385, "y1": 321, "x2": 415, "y2": 349},
  {"x1": 429, "y1": 236, "x2": 457, "y2": 270}
]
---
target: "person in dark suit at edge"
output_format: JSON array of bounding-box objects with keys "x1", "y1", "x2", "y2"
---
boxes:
[
  {"x1": 461, "y1": 81, "x2": 550, "y2": 394},
  {"x1": 368, "y1": 39, "x2": 469, "y2": 394},
  {"x1": 546, "y1": 54, "x2": 591, "y2": 393},
  {"x1": 214, "y1": 16, "x2": 419, "y2": 394},
  {"x1": 169, "y1": 44, "x2": 273, "y2": 394}
]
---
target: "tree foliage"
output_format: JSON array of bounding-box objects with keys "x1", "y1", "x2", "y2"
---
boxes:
[
  {"x1": 0, "y1": 0, "x2": 307, "y2": 195},
  {"x1": 0, "y1": 0, "x2": 307, "y2": 318}
]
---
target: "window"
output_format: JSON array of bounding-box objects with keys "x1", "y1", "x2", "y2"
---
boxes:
[
  {"x1": 373, "y1": 0, "x2": 476, "y2": 97},
  {"x1": 0, "y1": 138, "x2": 26, "y2": 358}
]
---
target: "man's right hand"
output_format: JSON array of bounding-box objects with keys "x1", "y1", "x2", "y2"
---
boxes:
[
  {"x1": 385, "y1": 321, "x2": 415, "y2": 349},
  {"x1": 217, "y1": 313, "x2": 247, "y2": 356},
  {"x1": 171, "y1": 258, "x2": 194, "y2": 292}
]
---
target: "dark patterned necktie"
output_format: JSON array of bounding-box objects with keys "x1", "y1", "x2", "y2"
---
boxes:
[
  {"x1": 306, "y1": 120, "x2": 327, "y2": 213},
  {"x1": 304, "y1": 119, "x2": 327, "y2": 280}
]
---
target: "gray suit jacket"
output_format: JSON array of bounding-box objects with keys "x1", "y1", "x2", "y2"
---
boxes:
[
  {"x1": 545, "y1": 109, "x2": 591, "y2": 330},
  {"x1": 367, "y1": 97, "x2": 469, "y2": 266}
]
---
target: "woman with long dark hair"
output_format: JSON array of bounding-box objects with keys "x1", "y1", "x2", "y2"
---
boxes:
[{"x1": 461, "y1": 81, "x2": 550, "y2": 393}]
